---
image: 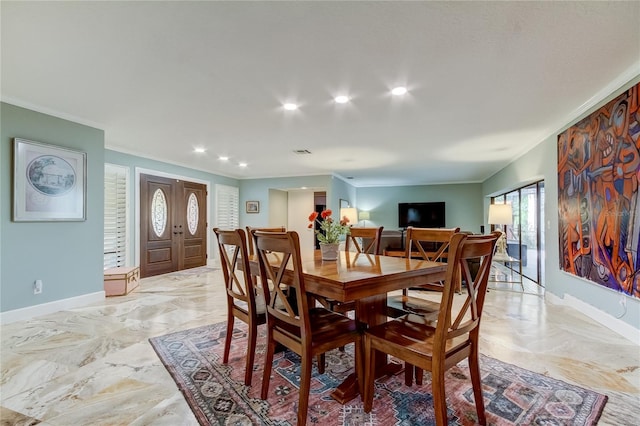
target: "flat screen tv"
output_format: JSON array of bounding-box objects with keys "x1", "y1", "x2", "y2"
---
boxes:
[{"x1": 398, "y1": 202, "x2": 445, "y2": 228}]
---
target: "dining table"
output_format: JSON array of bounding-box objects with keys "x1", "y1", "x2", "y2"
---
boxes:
[{"x1": 249, "y1": 248, "x2": 447, "y2": 403}]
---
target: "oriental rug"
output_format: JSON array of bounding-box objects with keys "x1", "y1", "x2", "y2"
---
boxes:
[{"x1": 149, "y1": 322, "x2": 607, "y2": 425}]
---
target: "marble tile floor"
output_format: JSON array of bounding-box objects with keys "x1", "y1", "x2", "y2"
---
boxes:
[
  {"x1": 489, "y1": 262, "x2": 544, "y2": 296},
  {"x1": 1, "y1": 266, "x2": 638, "y2": 425}
]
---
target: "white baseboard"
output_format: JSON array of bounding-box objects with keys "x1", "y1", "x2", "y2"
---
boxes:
[
  {"x1": 546, "y1": 292, "x2": 640, "y2": 345},
  {"x1": 0, "y1": 292, "x2": 105, "y2": 325}
]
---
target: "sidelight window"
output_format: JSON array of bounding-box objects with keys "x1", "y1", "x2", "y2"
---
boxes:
[
  {"x1": 215, "y1": 184, "x2": 239, "y2": 229},
  {"x1": 104, "y1": 164, "x2": 129, "y2": 269}
]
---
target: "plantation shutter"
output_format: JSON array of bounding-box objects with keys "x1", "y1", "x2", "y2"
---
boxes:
[
  {"x1": 104, "y1": 164, "x2": 129, "y2": 269},
  {"x1": 215, "y1": 184, "x2": 239, "y2": 229}
]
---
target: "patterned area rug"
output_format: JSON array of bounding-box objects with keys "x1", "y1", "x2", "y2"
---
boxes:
[{"x1": 149, "y1": 322, "x2": 607, "y2": 425}]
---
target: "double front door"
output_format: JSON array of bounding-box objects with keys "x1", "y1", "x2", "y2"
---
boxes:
[{"x1": 140, "y1": 174, "x2": 207, "y2": 278}]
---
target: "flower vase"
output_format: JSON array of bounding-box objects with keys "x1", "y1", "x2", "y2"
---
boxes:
[{"x1": 320, "y1": 242, "x2": 339, "y2": 261}]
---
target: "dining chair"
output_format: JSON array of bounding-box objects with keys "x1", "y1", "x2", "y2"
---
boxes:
[
  {"x1": 404, "y1": 226, "x2": 460, "y2": 290},
  {"x1": 246, "y1": 226, "x2": 286, "y2": 256},
  {"x1": 345, "y1": 226, "x2": 384, "y2": 254},
  {"x1": 254, "y1": 230, "x2": 363, "y2": 426},
  {"x1": 246, "y1": 226, "x2": 287, "y2": 290},
  {"x1": 321, "y1": 226, "x2": 385, "y2": 315},
  {"x1": 212, "y1": 228, "x2": 266, "y2": 386},
  {"x1": 362, "y1": 231, "x2": 500, "y2": 426},
  {"x1": 387, "y1": 227, "x2": 461, "y2": 318}
]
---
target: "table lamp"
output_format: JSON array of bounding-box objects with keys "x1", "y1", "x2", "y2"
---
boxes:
[
  {"x1": 488, "y1": 203, "x2": 513, "y2": 257},
  {"x1": 358, "y1": 211, "x2": 370, "y2": 226},
  {"x1": 340, "y1": 207, "x2": 358, "y2": 226}
]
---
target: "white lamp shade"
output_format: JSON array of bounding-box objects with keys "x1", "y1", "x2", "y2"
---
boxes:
[
  {"x1": 488, "y1": 204, "x2": 513, "y2": 225},
  {"x1": 340, "y1": 207, "x2": 358, "y2": 225},
  {"x1": 358, "y1": 211, "x2": 370, "y2": 221}
]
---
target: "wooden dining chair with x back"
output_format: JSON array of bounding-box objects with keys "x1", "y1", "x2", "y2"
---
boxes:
[
  {"x1": 320, "y1": 226, "x2": 385, "y2": 315},
  {"x1": 387, "y1": 226, "x2": 461, "y2": 318},
  {"x1": 246, "y1": 226, "x2": 286, "y2": 256},
  {"x1": 404, "y1": 226, "x2": 460, "y2": 291},
  {"x1": 212, "y1": 228, "x2": 266, "y2": 386},
  {"x1": 254, "y1": 230, "x2": 363, "y2": 426},
  {"x1": 362, "y1": 231, "x2": 500, "y2": 426},
  {"x1": 246, "y1": 226, "x2": 286, "y2": 290},
  {"x1": 345, "y1": 226, "x2": 384, "y2": 255}
]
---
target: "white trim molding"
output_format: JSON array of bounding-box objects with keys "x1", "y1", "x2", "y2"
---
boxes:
[
  {"x1": 545, "y1": 292, "x2": 640, "y2": 345},
  {"x1": 0, "y1": 292, "x2": 105, "y2": 325}
]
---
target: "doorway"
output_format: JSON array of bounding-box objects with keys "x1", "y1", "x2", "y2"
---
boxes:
[{"x1": 140, "y1": 174, "x2": 207, "y2": 277}]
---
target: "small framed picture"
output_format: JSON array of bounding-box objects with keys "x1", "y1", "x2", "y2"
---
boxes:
[
  {"x1": 246, "y1": 200, "x2": 260, "y2": 213},
  {"x1": 13, "y1": 138, "x2": 87, "y2": 221}
]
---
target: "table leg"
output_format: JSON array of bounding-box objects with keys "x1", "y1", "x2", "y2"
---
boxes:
[{"x1": 330, "y1": 294, "x2": 402, "y2": 404}]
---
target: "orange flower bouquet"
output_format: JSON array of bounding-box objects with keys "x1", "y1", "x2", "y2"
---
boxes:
[{"x1": 307, "y1": 209, "x2": 351, "y2": 244}]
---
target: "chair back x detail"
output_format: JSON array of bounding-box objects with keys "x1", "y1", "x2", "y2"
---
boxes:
[
  {"x1": 404, "y1": 226, "x2": 460, "y2": 292},
  {"x1": 404, "y1": 226, "x2": 460, "y2": 261},
  {"x1": 246, "y1": 226, "x2": 286, "y2": 256},
  {"x1": 323, "y1": 226, "x2": 384, "y2": 315},
  {"x1": 387, "y1": 226, "x2": 462, "y2": 318},
  {"x1": 212, "y1": 228, "x2": 266, "y2": 386},
  {"x1": 345, "y1": 226, "x2": 384, "y2": 254}
]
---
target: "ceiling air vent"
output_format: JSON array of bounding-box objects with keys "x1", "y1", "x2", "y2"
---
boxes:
[{"x1": 293, "y1": 149, "x2": 312, "y2": 155}]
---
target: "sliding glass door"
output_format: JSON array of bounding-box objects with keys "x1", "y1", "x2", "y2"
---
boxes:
[{"x1": 493, "y1": 181, "x2": 545, "y2": 285}]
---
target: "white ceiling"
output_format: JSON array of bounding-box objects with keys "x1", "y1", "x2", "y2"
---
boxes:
[{"x1": 2, "y1": 1, "x2": 639, "y2": 187}]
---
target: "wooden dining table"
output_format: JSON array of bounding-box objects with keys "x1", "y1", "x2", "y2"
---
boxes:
[{"x1": 249, "y1": 249, "x2": 447, "y2": 403}]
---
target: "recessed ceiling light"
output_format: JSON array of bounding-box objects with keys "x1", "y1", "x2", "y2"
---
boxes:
[
  {"x1": 334, "y1": 95, "x2": 350, "y2": 104},
  {"x1": 194, "y1": 148, "x2": 206, "y2": 153},
  {"x1": 219, "y1": 156, "x2": 229, "y2": 161},
  {"x1": 391, "y1": 86, "x2": 408, "y2": 96},
  {"x1": 238, "y1": 162, "x2": 248, "y2": 168},
  {"x1": 283, "y1": 103, "x2": 298, "y2": 111}
]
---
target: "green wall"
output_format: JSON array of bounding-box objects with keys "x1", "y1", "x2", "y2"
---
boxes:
[
  {"x1": 483, "y1": 75, "x2": 640, "y2": 331},
  {"x1": 1, "y1": 103, "x2": 105, "y2": 311},
  {"x1": 239, "y1": 175, "x2": 334, "y2": 227},
  {"x1": 332, "y1": 177, "x2": 357, "y2": 212},
  {"x1": 355, "y1": 183, "x2": 484, "y2": 233}
]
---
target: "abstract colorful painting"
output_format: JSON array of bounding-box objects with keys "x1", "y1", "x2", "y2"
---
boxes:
[{"x1": 558, "y1": 82, "x2": 640, "y2": 299}]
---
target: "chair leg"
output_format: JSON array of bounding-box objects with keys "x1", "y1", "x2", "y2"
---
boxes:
[
  {"x1": 317, "y1": 353, "x2": 325, "y2": 374},
  {"x1": 404, "y1": 362, "x2": 414, "y2": 386},
  {"x1": 260, "y1": 332, "x2": 276, "y2": 400},
  {"x1": 431, "y1": 366, "x2": 448, "y2": 426},
  {"x1": 298, "y1": 355, "x2": 312, "y2": 426},
  {"x1": 468, "y1": 349, "x2": 487, "y2": 425},
  {"x1": 354, "y1": 335, "x2": 364, "y2": 397},
  {"x1": 244, "y1": 322, "x2": 257, "y2": 386},
  {"x1": 223, "y1": 313, "x2": 234, "y2": 364},
  {"x1": 415, "y1": 367, "x2": 423, "y2": 385},
  {"x1": 363, "y1": 336, "x2": 376, "y2": 413}
]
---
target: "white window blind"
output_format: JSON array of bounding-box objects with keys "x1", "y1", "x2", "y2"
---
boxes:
[
  {"x1": 215, "y1": 184, "x2": 239, "y2": 229},
  {"x1": 104, "y1": 164, "x2": 129, "y2": 269}
]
